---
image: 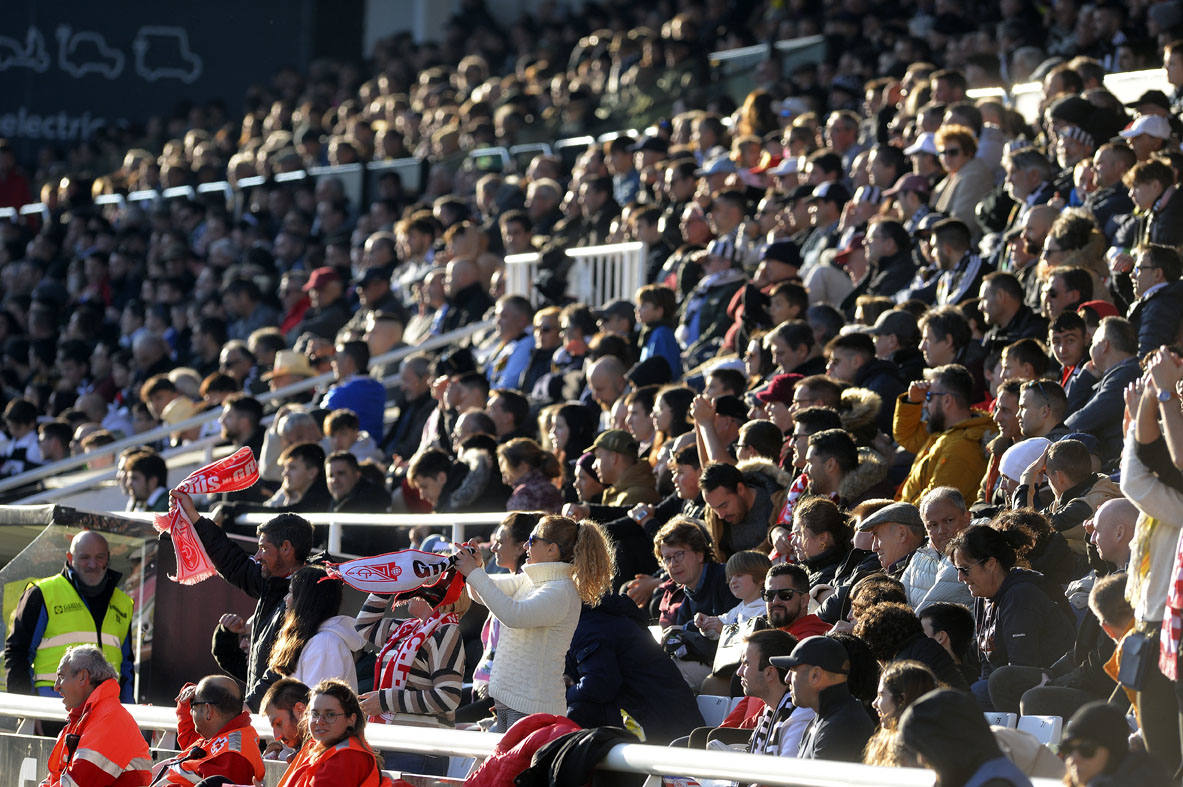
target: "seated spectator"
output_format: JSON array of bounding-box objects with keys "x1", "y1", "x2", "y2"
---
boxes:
[
  {"x1": 1016, "y1": 379, "x2": 1070, "y2": 441},
  {"x1": 701, "y1": 460, "x2": 789, "y2": 557},
  {"x1": 37, "y1": 421, "x2": 71, "y2": 464},
  {"x1": 264, "y1": 442, "x2": 333, "y2": 514},
  {"x1": 1064, "y1": 316, "x2": 1140, "y2": 466},
  {"x1": 823, "y1": 332, "x2": 905, "y2": 432},
  {"x1": 488, "y1": 389, "x2": 532, "y2": 444},
  {"x1": 1059, "y1": 701, "x2": 1172, "y2": 787},
  {"x1": 382, "y1": 353, "x2": 434, "y2": 462},
  {"x1": 803, "y1": 427, "x2": 891, "y2": 508},
  {"x1": 857, "y1": 501, "x2": 928, "y2": 588},
  {"x1": 898, "y1": 688, "x2": 1033, "y2": 786},
  {"x1": 918, "y1": 601, "x2": 979, "y2": 687},
  {"x1": 1000, "y1": 338, "x2": 1051, "y2": 382},
  {"x1": 893, "y1": 363, "x2": 992, "y2": 505},
  {"x1": 863, "y1": 660, "x2": 939, "y2": 767},
  {"x1": 0, "y1": 398, "x2": 42, "y2": 476},
  {"x1": 758, "y1": 563, "x2": 832, "y2": 640},
  {"x1": 320, "y1": 341, "x2": 386, "y2": 442},
  {"x1": 164, "y1": 675, "x2": 265, "y2": 785},
  {"x1": 678, "y1": 238, "x2": 747, "y2": 366},
  {"x1": 695, "y1": 550, "x2": 772, "y2": 639},
  {"x1": 624, "y1": 385, "x2": 660, "y2": 460},
  {"x1": 811, "y1": 498, "x2": 888, "y2": 625},
  {"x1": 980, "y1": 272, "x2": 1049, "y2": 351},
  {"x1": 486, "y1": 295, "x2": 535, "y2": 390},
  {"x1": 326, "y1": 450, "x2": 391, "y2": 539},
  {"x1": 1014, "y1": 439, "x2": 1122, "y2": 557},
  {"x1": 290, "y1": 266, "x2": 351, "y2": 343},
  {"x1": 772, "y1": 635, "x2": 876, "y2": 761},
  {"x1": 497, "y1": 438, "x2": 564, "y2": 514},
  {"x1": 733, "y1": 629, "x2": 815, "y2": 757},
  {"x1": 126, "y1": 451, "x2": 169, "y2": 512},
  {"x1": 323, "y1": 408, "x2": 384, "y2": 465},
  {"x1": 585, "y1": 429, "x2": 660, "y2": 515},
  {"x1": 1128, "y1": 243, "x2": 1183, "y2": 357},
  {"x1": 948, "y1": 524, "x2": 1075, "y2": 709},
  {"x1": 407, "y1": 446, "x2": 509, "y2": 513},
  {"x1": 853, "y1": 602, "x2": 968, "y2": 690},
  {"x1": 261, "y1": 678, "x2": 310, "y2": 762},
  {"x1": 565, "y1": 592, "x2": 704, "y2": 745},
  {"x1": 908, "y1": 487, "x2": 973, "y2": 610},
  {"x1": 520, "y1": 307, "x2": 561, "y2": 394},
  {"x1": 278, "y1": 679, "x2": 385, "y2": 787}
]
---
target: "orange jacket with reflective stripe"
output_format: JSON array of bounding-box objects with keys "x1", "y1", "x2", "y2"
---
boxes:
[
  {"x1": 277, "y1": 736, "x2": 383, "y2": 787},
  {"x1": 42, "y1": 678, "x2": 151, "y2": 787},
  {"x1": 161, "y1": 705, "x2": 265, "y2": 786}
]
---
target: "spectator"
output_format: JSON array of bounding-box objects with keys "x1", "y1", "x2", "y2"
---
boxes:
[
  {"x1": 1064, "y1": 317, "x2": 1140, "y2": 465},
  {"x1": 636, "y1": 283, "x2": 683, "y2": 378},
  {"x1": 857, "y1": 501, "x2": 928, "y2": 584},
  {"x1": 1128, "y1": 243, "x2": 1183, "y2": 357},
  {"x1": 735, "y1": 629, "x2": 815, "y2": 757},
  {"x1": 127, "y1": 452, "x2": 170, "y2": 512},
  {"x1": 1059, "y1": 701, "x2": 1173, "y2": 787},
  {"x1": 289, "y1": 267, "x2": 350, "y2": 343},
  {"x1": 382, "y1": 353, "x2": 434, "y2": 461},
  {"x1": 320, "y1": 341, "x2": 385, "y2": 442},
  {"x1": 932, "y1": 125, "x2": 993, "y2": 242},
  {"x1": 497, "y1": 438, "x2": 564, "y2": 513},
  {"x1": 894, "y1": 364, "x2": 992, "y2": 505},
  {"x1": 678, "y1": 238, "x2": 747, "y2": 365},
  {"x1": 487, "y1": 295, "x2": 535, "y2": 390},
  {"x1": 694, "y1": 550, "x2": 773, "y2": 638},
  {"x1": 701, "y1": 460, "x2": 789, "y2": 558},
  {"x1": 853, "y1": 602, "x2": 967, "y2": 689},
  {"x1": 165, "y1": 675, "x2": 265, "y2": 785},
  {"x1": 823, "y1": 332, "x2": 905, "y2": 433},
  {"x1": 773, "y1": 635, "x2": 875, "y2": 761},
  {"x1": 587, "y1": 429, "x2": 660, "y2": 511},
  {"x1": 758, "y1": 563, "x2": 831, "y2": 640},
  {"x1": 324, "y1": 409, "x2": 383, "y2": 466},
  {"x1": 863, "y1": 660, "x2": 939, "y2": 767},
  {"x1": 261, "y1": 678, "x2": 310, "y2": 763},
  {"x1": 279, "y1": 679, "x2": 385, "y2": 786},
  {"x1": 908, "y1": 487, "x2": 974, "y2": 609},
  {"x1": 407, "y1": 446, "x2": 509, "y2": 513},
  {"x1": 40, "y1": 645, "x2": 151, "y2": 787}
]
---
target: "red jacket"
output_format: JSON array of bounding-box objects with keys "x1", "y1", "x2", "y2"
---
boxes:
[
  {"x1": 161, "y1": 694, "x2": 265, "y2": 785},
  {"x1": 42, "y1": 678, "x2": 151, "y2": 787},
  {"x1": 465, "y1": 714, "x2": 581, "y2": 786},
  {"x1": 278, "y1": 736, "x2": 382, "y2": 787}
]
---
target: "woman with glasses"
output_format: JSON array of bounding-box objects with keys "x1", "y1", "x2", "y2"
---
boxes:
[
  {"x1": 946, "y1": 524, "x2": 1075, "y2": 711},
  {"x1": 277, "y1": 678, "x2": 384, "y2": 787},
  {"x1": 453, "y1": 514, "x2": 614, "y2": 732},
  {"x1": 931, "y1": 124, "x2": 992, "y2": 242}
]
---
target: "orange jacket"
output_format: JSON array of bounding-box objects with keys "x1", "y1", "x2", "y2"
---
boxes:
[
  {"x1": 893, "y1": 395, "x2": 991, "y2": 505},
  {"x1": 158, "y1": 695, "x2": 265, "y2": 785},
  {"x1": 42, "y1": 678, "x2": 152, "y2": 787},
  {"x1": 278, "y1": 736, "x2": 383, "y2": 787}
]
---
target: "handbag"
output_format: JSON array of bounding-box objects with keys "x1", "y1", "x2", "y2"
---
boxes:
[{"x1": 1118, "y1": 630, "x2": 1158, "y2": 691}]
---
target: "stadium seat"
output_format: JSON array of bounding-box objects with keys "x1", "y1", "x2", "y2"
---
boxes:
[
  {"x1": 1017, "y1": 714, "x2": 1063, "y2": 745},
  {"x1": 984, "y1": 712, "x2": 1018, "y2": 728},
  {"x1": 696, "y1": 695, "x2": 733, "y2": 727}
]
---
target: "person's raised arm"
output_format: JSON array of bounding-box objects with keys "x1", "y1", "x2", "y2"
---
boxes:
[
  {"x1": 1148, "y1": 349, "x2": 1183, "y2": 469},
  {"x1": 691, "y1": 395, "x2": 732, "y2": 465}
]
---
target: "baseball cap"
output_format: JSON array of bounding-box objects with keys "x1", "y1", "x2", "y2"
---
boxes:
[
  {"x1": 787, "y1": 183, "x2": 816, "y2": 202},
  {"x1": 303, "y1": 266, "x2": 342, "y2": 291},
  {"x1": 630, "y1": 135, "x2": 670, "y2": 154},
  {"x1": 591, "y1": 429, "x2": 640, "y2": 457},
  {"x1": 883, "y1": 173, "x2": 932, "y2": 198},
  {"x1": 762, "y1": 240, "x2": 802, "y2": 269},
  {"x1": 856, "y1": 501, "x2": 924, "y2": 533},
  {"x1": 870, "y1": 309, "x2": 919, "y2": 342},
  {"x1": 714, "y1": 395, "x2": 749, "y2": 420},
  {"x1": 596, "y1": 299, "x2": 635, "y2": 323},
  {"x1": 352, "y1": 265, "x2": 393, "y2": 287},
  {"x1": 833, "y1": 233, "x2": 865, "y2": 265},
  {"x1": 755, "y1": 373, "x2": 801, "y2": 405},
  {"x1": 696, "y1": 154, "x2": 738, "y2": 177},
  {"x1": 904, "y1": 132, "x2": 939, "y2": 156},
  {"x1": 750, "y1": 152, "x2": 783, "y2": 174},
  {"x1": 809, "y1": 182, "x2": 851, "y2": 205},
  {"x1": 769, "y1": 635, "x2": 850, "y2": 674},
  {"x1": 768, "y1": 156, "x2": 801, "y2": 176},
  {"x1": 1125, "y1": 90, "x2": 1172, "y2": 113},
  {"x1": 1119, "y1": 114, "x2": 1172, "y2": 140},
  {"x1": 1077, "y1": 300, "x2": 1120, "y2": 319}
]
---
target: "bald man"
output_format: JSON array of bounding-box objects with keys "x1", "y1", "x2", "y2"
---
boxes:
[
  {"x1": 161, "y1": 674, "x2": 265, "y2": 785},
  {"x1": 587, "y1": 356, "x2": 628, "y2": 430},
  {"x1": 439, "y1": 257, "x2": 494, "y2": 333},
  {"x1": 1088, "y1": 497, "x2": 1138, "y2": 570},
  {"x1": 4, "y1": 531, "x2": 135, "y2": 700}
]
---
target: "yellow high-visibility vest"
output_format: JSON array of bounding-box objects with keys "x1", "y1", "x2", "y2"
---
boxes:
[{"x1": 31, "y1": 574, "x2": 132, "y2": 688}]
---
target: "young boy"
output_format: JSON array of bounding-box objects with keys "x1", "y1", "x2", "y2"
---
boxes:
[{"x1": 694, "y1": 550, "x2": 772, "y2": 638}]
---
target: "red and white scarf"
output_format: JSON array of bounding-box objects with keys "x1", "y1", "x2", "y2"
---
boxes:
[
  {"x1": 154, "y1": 447, "x2": 259, "y2": 585},
  {"x1": 371, "y1": 610, "x2": 459, "y2": 723},
  {"x1": 1160, "y1": 525, "x2": 1183, "y2": 680}
]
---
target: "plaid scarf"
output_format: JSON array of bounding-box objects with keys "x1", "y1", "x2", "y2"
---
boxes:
[
  {"x1": 371, "y1": 610, "x2": 458, "y2": 723},
  {"x1": 155, "y1": 447, "x2": 259, "y2": 584}
]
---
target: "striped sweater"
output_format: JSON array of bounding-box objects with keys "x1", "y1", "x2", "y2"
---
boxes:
[{"x1": 354, "y1": 594, "x2": 465, "y2": 727}]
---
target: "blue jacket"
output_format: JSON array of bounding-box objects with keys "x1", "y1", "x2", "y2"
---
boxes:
[
  {"x1": 322, "y1": 375, "x2": 387, "y2": 440},
  {"x1": 565, "y1": 594, "x2": 703, "y2": 743},
  {"x1": 639, "y1": 324, "x2": 682, "y2": 379},
  {"x1": 1064, "y1": 356, "x2": 1140, "y2": 465}
]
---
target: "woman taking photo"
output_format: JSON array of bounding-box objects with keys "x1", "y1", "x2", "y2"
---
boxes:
[
  {"x1": 277, "y1": 679, "x2": 384, "y2": 787},
  {"x1": 453, "y1": 514, "x2": 614, "y2": 732},
  {"x1": 354, "y1": 570, "x2": 468, "y2": 775},
  {"x1": 497, "y1": 438, "x2": 563, "y2": 513},
  {"x1": 946, "y1": 523, "x2": 1074, "y2": 709},
  {"x1": 264, "y1": 565, "x2": 365, "y2": 705}
]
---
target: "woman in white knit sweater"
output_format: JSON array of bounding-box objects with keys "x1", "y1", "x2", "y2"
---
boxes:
[{"x1": 453, "y1": 514, "x2": 614, "y2": 732}]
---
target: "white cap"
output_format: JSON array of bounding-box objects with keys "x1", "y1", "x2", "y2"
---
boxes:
[
  {"x1": 999, "y1": 437, "x2": 1052, "y2": 482},
  {"x1": 768, "y1": 156, "x2": 801, "y2": 176},
  {"x1": 904, "y1": 132, "x2": 939, "y2": 156},
  {"x1": 1119, "y1": 114, "x2": 1172, "y2": 140}
]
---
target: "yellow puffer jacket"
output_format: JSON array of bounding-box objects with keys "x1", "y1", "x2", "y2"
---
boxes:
[{"x1": 893, "y1": 395, "x2": 992, "y2": 505}]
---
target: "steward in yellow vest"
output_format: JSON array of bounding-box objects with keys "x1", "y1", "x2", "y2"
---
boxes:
[{"x1": 3, "y1": 530, "x2": 135, "y2": 700}]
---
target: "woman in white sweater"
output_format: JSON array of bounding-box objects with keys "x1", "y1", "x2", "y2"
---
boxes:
[
  {"x1": 268, "y1": 566, "x2": 365, "y2": 691},
  {"x1": 453, "y1": 514, "x2": 614, "y2": 732}
]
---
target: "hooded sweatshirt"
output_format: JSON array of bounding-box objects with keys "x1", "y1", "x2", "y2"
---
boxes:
[{"x1": 292, "y1": 614, "x2": 366, "y2": 691}]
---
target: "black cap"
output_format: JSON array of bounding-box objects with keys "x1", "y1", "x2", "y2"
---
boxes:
[
  {"x1": 762, "y1": 240, "x2": 802, "y2": 269},
  {"x1": 1126, "y1": 89, "x2": 1171, "y2": 112},
  {"x1": 714, "y1": 395, "x2": 748, "y2": 420},
  {"x1": 1059, "y1": 701, "x2": 1130, "y2": 757},
  {"x1": 769, "y1": 635, "x2": 849, "y2": 674},
  {"x1": 352, "y1": 265, "x2": 393, "y2": 287},
  {"x1": 1048, "y1": 96, "x2": 1094, "y2": 131},
  {"x1": 630, "y1": 135, "x2": 670, "y2": 154}
]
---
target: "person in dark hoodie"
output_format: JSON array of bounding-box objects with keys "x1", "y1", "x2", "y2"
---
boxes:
[
  {"x1": 564, "y1": 593, "x2": 704, "y2": 744},
  {"x1": 823, "y1": 332, "x2": 906, "y2": 434},
  {"x1": 1059, "y1": 701, "x2": 1172, "y2": 787},
  {"x1": 853, "y1": 601, "x2": 969, "y2": 690},
  {"x1": 898, "y1": 688, "x2": 1033, "y2": 786},
  {"x1": 947, "y1": 524, "x2": 1075, "y2": 710},
  {"x1": 407, "y1": 446, "x2": 510, "y2": 514}
]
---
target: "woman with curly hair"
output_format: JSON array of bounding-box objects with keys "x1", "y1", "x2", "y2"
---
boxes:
[
  {"x1": 853, "y1": 601, "x2": 967, "y2": 689},
  {"x1": 454, "y1": 514, "x2": 614, "y2": 732},
  {"x1": 863, "y1": 660, "x2": 939, "y2": 767},
  {"x1": 948, "y1": 524, "x2": 1075, "y2": 710},
  {"x1": 277, "y1": 679, "x2": 383, "y2": 786}
]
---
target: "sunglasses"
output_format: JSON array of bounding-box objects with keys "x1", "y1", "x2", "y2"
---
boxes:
[
  {"x1": 1058, "y1": 741, "x2": 1099, "y2": 758},
  {"x1": 938, "y1": 148, "x2": 961, "y2": 157},
  {"x1": 527, "y1": 534, "x2": 554, "y2": 548},
  {"x1": 762, "y1": 588, "x2": 803, "y2": 602},
  {"x1": 954, "y1": 560, "x2": 983, "y2": 576}
]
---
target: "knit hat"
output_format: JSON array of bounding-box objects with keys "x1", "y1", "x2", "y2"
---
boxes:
[{"x1": 1058, "y1": 701, "x2": 1130, "y2": 761}]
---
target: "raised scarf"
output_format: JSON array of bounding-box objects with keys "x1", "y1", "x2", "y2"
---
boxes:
[{"x1": 155, "y1": 446, "x2": 259, "y2": 584}]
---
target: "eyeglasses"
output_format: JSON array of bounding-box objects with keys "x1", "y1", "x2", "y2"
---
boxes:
[
  {"x1": 660, "y1": 549, "x2": 689, "y2": 566},
  {"x1": 761, "y1": 588, "x2": 803, "y2": 602},
  {"x1": 190, "y1": 699, "x2": 211, "y2": 708},
  {"x1": 309, "y1": 710, "x2": 345, "y2": 722},
  {"x1": 1132, "y1": 264, "x2": 1160, "y2": 275},
  {"x1": 924, "y1": 390, "x2": 950, "y2": 402},
  {"x1": 954, "y1": 560, "x2": 983, "y2": 576},
  {"x1": 938, "y1": 148, "x2": 961, "y2": 157},
  {"x1": 535, "y1": 324, "x2": 559, "y2": 333},
  {"x1": 527, "y1": 534, "x2": 554, "y2": 548}
]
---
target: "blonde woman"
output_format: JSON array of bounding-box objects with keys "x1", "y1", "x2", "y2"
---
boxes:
[{"x1": 453, "y1": 515, "x2": 614, "y2": 732}]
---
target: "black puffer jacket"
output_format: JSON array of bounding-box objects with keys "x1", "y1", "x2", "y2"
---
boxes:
[{"x1": 974, "y1": 568, "x2": 1075, "y2": 680}]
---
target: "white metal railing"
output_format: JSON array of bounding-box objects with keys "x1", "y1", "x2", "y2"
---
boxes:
[
  {"x1": 505, "y1": 241, "x2": 646, "y2": 307},
  {"x1": 115, "y1": 510, "x2": 506, "y2": 555},
  {"x1": 965, "y1": 67, "x2": 1168, "y2": 125},
  {"x1": 2, "y1": 320, "x2": 493, "y2": 499}
]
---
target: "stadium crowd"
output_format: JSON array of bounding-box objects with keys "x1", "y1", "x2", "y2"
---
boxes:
[{"x1": 13, "y1": 0, "x2": 1183, "y2": 783}]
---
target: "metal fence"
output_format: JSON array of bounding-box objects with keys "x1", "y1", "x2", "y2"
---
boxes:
[{"x1": 505, "y1": 241, "x2": 646, "y2": 307}]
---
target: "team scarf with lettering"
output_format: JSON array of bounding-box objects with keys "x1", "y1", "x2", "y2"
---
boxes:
[
  {"x1": 154, "y1": 446, "x2": 260, "y2": 584},
  {"x1": 1161, "y1": 524, "x2": 1183, "y2": 680},
  {"x1": 371, "y1": 608, "x2": 460, "y2": 723}
]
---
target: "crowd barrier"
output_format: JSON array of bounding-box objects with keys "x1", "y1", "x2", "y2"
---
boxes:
[
  {"x1": 0, "y1": 320, "x2": 493, "y2": 502},
  {"x1": 505, "y1": 241, "x2": 646, "y2": 306}
]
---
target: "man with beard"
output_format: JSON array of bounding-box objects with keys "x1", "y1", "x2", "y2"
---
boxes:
[
  {"x1": 760, "y1": 564, "x2": 830, "y2": 639},
  {"x1": 893, "y1": 363, "x2": 993, "y2": 505},
  {"x1": 700, "y1": 460, "x2": 791, "y2": 558}
]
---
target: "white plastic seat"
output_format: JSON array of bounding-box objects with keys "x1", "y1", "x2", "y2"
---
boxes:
[
  {"x1": 696, "y1": 694, "x2": 732, "y2": 727},
  {"x1": 984, "y1": 711, "x2": 1018, "y2": 728},
  {"x1": 1017, "y1": 714, "x2": 1063, "y2": 745}
]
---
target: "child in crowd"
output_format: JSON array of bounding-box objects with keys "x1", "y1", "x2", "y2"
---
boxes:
[
  {"x1": 694, "y1": 550, "x2": 772, "y2": 638},
  {"x1": 322, "y1": 408, "x2": 384, "y2": 465},
  {"x1": 636, "y1": 283, "x2": 683, "y2": 378}
]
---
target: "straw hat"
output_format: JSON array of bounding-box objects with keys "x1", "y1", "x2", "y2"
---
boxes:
[{"x1": 262, "y1": 349, "x2": 316, "y2": 381}]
